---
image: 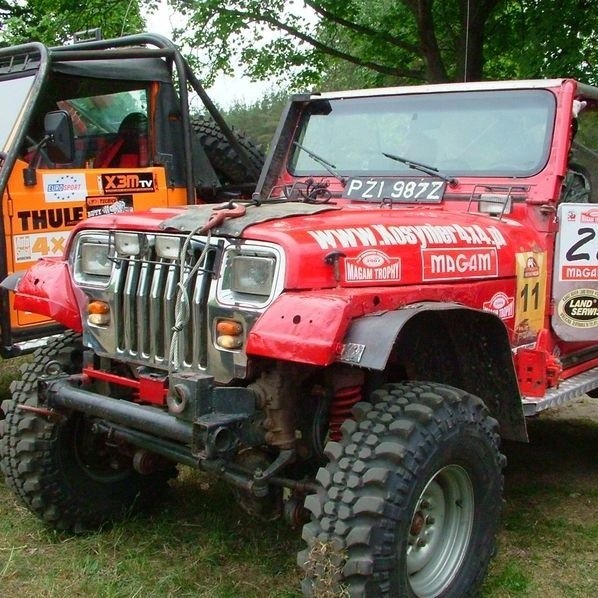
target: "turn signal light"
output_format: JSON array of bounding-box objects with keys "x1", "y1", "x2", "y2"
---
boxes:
[
  {"x1": 88, "y1": 300, "x2": 110, "y2": 326},
  {"x1": 217, "y1": 334, "x2": 243, "y2": 349},
  {"x1": 216, "y1": 319, "x2": 243, "y2": 350},
  {"x1": 216, "y1": 320, "x2": 243, "y2": 335}
]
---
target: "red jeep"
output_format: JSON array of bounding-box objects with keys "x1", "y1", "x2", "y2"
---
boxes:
[{"x1": 1, "y1": 78, "x2": 597, "y2": 597}]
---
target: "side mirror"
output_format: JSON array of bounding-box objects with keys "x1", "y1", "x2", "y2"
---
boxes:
[{"x1": 44, "y1": 110, "x2": 74, "y2": 164}]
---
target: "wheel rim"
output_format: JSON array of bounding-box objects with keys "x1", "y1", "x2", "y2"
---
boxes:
[
  {"x1": 71, "y1": 417, "x2": 131, "y2": 483},
  {"x1": 406, "y1": 464, "x2": 474, "y2": 597}
]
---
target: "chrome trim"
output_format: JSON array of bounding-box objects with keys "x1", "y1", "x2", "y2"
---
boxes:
[{"x1": 76, "y1": 232, "x2": 285, "y2": 383}]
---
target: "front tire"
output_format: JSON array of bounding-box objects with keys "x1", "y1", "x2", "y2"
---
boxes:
[
  {"x1": 299, "y1": 381, "x2": 505, "y2": 597},
  {"x1": 0, "y1": 332, "x2": 174, "y2": 531}
]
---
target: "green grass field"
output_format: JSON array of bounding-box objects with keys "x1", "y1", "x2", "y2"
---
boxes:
[{"x1": 1, "y1": 357, "x2": 596, "y2": 597}]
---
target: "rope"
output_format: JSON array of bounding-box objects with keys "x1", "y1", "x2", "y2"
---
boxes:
[{"x1": 168, "y1": 225, "x2": 212, "y2": 375}]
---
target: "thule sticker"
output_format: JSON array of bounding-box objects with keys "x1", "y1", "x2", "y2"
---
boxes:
[
  {"x1": 422, "y1": 247, "x2": 498, "y2": 280},
  {"x1": 343, "y1": 250, "x2": 401, "y2": 284},
  {"x1": 558, "y1": 288, "x2": 598, "y2": 328},
  {"x1": 483, "y1": 292, "x2": 514, "y2": 319},
  {"x1": 307, "y1": 224, "x2": 506, "y2": 250},
  {"x1": 99, "y1": 172, "x2": 155, "y2": 194},
  {"x1": 43, "y1": 173, "x2": 87, "y2": 202}
]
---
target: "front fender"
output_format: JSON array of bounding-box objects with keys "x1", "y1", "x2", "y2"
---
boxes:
[
  {"x1": 246, "y1": 293, "x2": 354, "y2": 365},
  {"x1": 6, "y1": 259, "x2": 83, "y2": 332}
]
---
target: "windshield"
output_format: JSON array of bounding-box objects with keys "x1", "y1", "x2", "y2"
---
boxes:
[
  {"x1": 0, "y1": 75, "x2": 36, "y2": 151},
  {"x1": 58, "y1": 89, "x2": 147, "y2": 135},
  {"x1": 289, "y1": 89, "x2": 556, "y2": 178}
]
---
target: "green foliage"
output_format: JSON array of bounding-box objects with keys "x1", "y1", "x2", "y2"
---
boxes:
[
  {"x1": 485, "y1": 0, "x2": 597, "y2": 85},
  {"x1": 170, "y1": 0, "x2": 598, "y2": 89},
  {"x1": 0, "y1": 0, "x2": 147, "y2": 46},
  {"x1": 219, "y1": 90, "x2": 290, "y2": 150}
]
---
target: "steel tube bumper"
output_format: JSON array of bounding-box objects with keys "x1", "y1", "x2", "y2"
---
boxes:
[{"x1": 41, "y1": 376, "x2": 193, "y2": 444}]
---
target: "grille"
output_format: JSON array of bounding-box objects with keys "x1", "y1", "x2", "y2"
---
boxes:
[{"x1": 111, "y1": 236, "x2": 217, "y2": 369}]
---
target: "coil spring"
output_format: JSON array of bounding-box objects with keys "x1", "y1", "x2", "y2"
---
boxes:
[{"x1": 328, "y1": 385, "x2": 363, "y2": 441}]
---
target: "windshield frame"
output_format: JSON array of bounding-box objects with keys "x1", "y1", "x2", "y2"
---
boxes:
[{"x1": 288, "y1": 89, "x2": 557, "y2": 179}]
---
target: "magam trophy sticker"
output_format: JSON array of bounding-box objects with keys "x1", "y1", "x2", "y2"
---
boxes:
[
  {"x1": 43, "y1": 173, "x2": 87, "y2": 202},
  {"x1": 557, "y1": 288, "x2": 598, "y2": 329},
  {"x1": 343, "y1": 249, "x2": 401, "y2": 285}
]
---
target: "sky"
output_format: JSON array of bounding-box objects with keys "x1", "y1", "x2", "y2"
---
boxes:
[{"x1": 145, "y1": 1, "x2": 278, "y2": 109}]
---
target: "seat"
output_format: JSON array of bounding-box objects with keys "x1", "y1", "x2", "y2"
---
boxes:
[{"x1": 94, "y1": 112, "x2": 148, "y2": 168}]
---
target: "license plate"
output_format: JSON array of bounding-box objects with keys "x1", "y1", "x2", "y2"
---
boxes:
[{"x1": 346, "y1": 177, "x2": 446, "y2": 202}]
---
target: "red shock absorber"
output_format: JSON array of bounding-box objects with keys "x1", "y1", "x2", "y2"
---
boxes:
[{"x1": 328, "y1": 385, "x2": 363, "y2": 441}]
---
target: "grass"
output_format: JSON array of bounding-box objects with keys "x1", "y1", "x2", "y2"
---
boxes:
[{"x1": 1, "y1": 356, "x2": 596, "y2": 596}]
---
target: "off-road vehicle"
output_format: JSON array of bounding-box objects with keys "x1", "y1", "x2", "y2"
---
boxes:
[
  {"x1": 0, "y1": 33, "x2": 263, "y2": 357},
  {"x1": 1, "y1": 78, "x2": 597, "y2": 597}
]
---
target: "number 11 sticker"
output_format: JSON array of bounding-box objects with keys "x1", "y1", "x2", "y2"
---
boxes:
[{"x1": 514, "y1": 251, "x2": 547, "y2": 345}]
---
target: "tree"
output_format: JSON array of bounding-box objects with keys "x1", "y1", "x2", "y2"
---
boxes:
[
  {"x1": 171, "y1": 0, "x2": 597, "y2": 88},
  {"x1": 0, "y1": 0, "x2": 146, "y2": 46}
]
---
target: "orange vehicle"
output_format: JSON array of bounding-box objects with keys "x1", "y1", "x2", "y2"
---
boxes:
[{"x1": 0, "y1": 33, "x2": 263, "y2": 356}]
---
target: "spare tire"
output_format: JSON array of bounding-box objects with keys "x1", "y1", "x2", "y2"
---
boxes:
[{"x1": 191, "y1": 116, "x2": 265, "y2": 186}]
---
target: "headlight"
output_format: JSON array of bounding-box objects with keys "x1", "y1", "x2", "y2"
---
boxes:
[
  {"x1": 73, "y1": 232, "x2": 112, "y2": 286},
  {"x1": 216, "y1": 243, "x2": 283, "y2": 307},
  {"x1": 230, "y1": 255, "x2": 275, "y2": 296}
]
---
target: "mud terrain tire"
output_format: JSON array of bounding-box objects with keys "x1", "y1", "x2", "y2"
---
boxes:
[
  {"x1": 192, "y1": 116, "x2": 265, "y2": 185},
  {"x1": 0, "y1": 332, "x2": 174, "y2": 531},
  {"x1": 299, "y1": 381, "x2": 505, "y2": 597}
]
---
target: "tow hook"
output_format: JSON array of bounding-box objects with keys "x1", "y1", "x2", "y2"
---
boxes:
[{"x1": 201, "y1": 201, "x2": 246, "y2": 232}]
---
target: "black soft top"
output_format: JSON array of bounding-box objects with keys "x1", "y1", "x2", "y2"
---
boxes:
[{"x1": 51, "y1": 57, "x2": 172, "y2": 83}]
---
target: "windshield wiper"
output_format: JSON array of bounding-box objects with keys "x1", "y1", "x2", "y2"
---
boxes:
[
  {"x1": 382, "y1": 152, "x2": 458, "y2": 186},
  {"x1": 293, "y1": 141, "x2": 347, "y2": 186}
]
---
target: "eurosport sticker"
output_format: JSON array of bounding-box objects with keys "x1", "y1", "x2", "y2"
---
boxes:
[
  {"x1": 422, "y1": 247, "x2": 498, "y2": 280},
  {"x1": 557, "y1": 288, "x2": 598, "y2": 328},
  {"x1": 307, "y1": 223, "x2": 507, "y2": 250},
  {"x1": 343, "y1": 249, "x2": 401, "y2": 284},
  {"x1": 483, "y1": 292, "x2": 514, "y2": 319},
  {"x1": 86, "y1": 195, "x2": 133, "y2": 217},
  {"x1": 43, "y1": 173, "x2": 87, "y2": 202},
  {"x1": 14, "y1": 231, "x2": 69, "y2": 263},
  {"x1": 99, "y1": 172, "x2": 154, "y2": 194}
]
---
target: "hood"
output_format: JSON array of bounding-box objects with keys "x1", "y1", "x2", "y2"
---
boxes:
[{"x1": 237, "y1": 202, "x2": 541, "y2": 289}]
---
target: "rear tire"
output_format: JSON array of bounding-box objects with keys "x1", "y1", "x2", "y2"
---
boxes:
[
  {"x1": 299, "y1": 381, "x2": 505, "y2": 597},
  {"x1": 0, "y1": 332, "x2": 175, "y2": 531},
  {"x1": 192, "y1": 116, "x2": 265, "y2": 185}
]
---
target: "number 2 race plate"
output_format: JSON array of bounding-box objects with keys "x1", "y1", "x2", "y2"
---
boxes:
[{"x1": 346, "y1": 177, "x2": 446, "y2": 203}]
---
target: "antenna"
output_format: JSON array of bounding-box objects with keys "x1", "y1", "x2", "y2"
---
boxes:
[{"x1": 464, "y1": 0, "x2": 470, "y2": 82}]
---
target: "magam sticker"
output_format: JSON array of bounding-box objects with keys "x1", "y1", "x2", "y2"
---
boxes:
[
  {"x1": 14, "y1": 231, "x2": 69, "y2": 263},
  {"x1": 557, "y1": 288, "x2": 598, "y2": 329},
  {"x1": 422, "y1": 247, "x2": 498, "y2": 281},
  {"x1": 86, "y1": 195, "x2": 133, "y2": 217},
  {"x1": 483, "y1": 292, "x2": 514, "y2": 319},
  {"x1": 343, "y1": 249, "x2": 401, "y2": 284},
  {"x1": 43, "y1": 173, "x2": 87, "y2": 202}
]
